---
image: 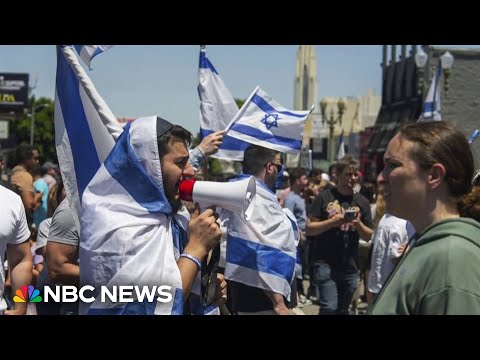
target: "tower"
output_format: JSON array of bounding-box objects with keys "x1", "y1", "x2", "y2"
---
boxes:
[{"x1": 294, "y1": 45, "x2": 317, "y2": 111}]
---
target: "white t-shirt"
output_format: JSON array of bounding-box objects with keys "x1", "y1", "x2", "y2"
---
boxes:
[
  {"x1": 0, "y1": 185, "x2": 31, "y2": 299},
  {"x1": 368, "y1": 214, "x2": 415, "y2": 294}
]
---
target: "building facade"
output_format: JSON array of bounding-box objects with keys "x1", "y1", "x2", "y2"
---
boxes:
[{"x1": 365, "y1": 45, "x2": 480, "y2": 181}]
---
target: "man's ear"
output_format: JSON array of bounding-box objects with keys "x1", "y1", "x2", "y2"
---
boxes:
[
  {"x1": 428, "y1": 163, "x2": 447, "y2": 190},
  {"x1": 265, "y1": 163, "x2": 274, "y2": 176}
]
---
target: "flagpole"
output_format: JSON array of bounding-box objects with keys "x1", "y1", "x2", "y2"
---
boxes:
[
  {"x1": 308, "y1": 149, "x2": 312, "y2": 172},
  {"x1": 223, "y1": 85, "x2": 259, "y2": 133}
]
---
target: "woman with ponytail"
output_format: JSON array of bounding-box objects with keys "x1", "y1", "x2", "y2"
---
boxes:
[{"x1": 368, "y1": 121, "x2": 480, "y2": 315}]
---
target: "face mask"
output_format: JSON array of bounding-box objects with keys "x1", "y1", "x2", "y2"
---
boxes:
[{"x1": 274, "y1": 165, "x2": 285, "y2": 192}]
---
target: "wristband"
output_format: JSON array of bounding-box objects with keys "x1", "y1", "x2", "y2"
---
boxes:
[{"x1": 180, "y1": 253, "x2": 202, "y2": 271}]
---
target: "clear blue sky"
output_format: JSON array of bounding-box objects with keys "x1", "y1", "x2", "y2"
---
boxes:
[{"x1": 1, "y1": 45, "x2": 478, "y2": 134}]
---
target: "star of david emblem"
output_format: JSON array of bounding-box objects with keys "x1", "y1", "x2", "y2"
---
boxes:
[{"x1": 261, "y1": 113, "x2": 279, "y2": 130}]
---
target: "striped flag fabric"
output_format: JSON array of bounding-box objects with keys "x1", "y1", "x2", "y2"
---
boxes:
[
  {"x1": 225, "y1": 86, "x2": 313, "y2": 155},
  {"x1": 419, "y1": 62, "x2": 442, "y2": 122},
  {"x1": 79, "y1": 116, "x2": 219, "y2": 315},
  {"x1": 79, "y1": 116, "x2": 186, "y2": 315},
  {"x1": 56, "y1": 48, "x2": 215, "y2": 315},
  {"x1": 222, "y1": 175, "x2": 296, "y2": 301},
  {"x1": 74, "y1": 45, "x2": 114, "y2": 69},
  {"x1": 283, "y1": 208, "x2": 302, "y2": 281},
  {"x1": 337, "y1": 129, "x2": 345, "y2": 160},
  {"x1": 469, "y1": 129, "x2": 480, "y2": 145},
  {"x1": 54, "y1": 45, "x2": 123, "y2": 228},
  {"x1": 198, "y1": 46, "x2": 250, "y2": 161}
]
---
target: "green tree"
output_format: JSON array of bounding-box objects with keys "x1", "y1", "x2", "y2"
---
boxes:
[
  {"x1": 235, "y1": 98, "x2": 245, "y2": 109},
  {"x1": 11, "y1": 97, "x2": 56, "y2": 163}
]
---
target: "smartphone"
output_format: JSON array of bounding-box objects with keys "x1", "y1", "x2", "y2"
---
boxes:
[{"x1": 344, "y1": 210, "x2": 357, "y2": 222}]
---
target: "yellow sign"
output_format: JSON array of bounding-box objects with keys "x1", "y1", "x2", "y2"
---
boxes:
[{"x1": 0, "y1": 94, "x2": 16, "y2": 103}]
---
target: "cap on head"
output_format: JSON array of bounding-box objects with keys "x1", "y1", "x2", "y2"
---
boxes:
[{"x1": 156, "y1": 117, "x2": 174, "y2": 139}]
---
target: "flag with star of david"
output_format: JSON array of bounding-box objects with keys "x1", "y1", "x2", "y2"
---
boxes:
[{"x1": 225, "y1": 86, "x2": 314, "y2": 154}]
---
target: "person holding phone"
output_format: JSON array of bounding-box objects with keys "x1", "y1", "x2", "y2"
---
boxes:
[{"x1": 307, "y1": 155, "x2": 373, "y2": 315}]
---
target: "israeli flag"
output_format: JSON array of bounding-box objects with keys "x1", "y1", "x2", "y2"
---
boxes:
[
  {"x1": 222, "y1": 175, "x2": 296, "y2": 301},
  {"x1": 56, "y1": 48, "x2": 217, "y2": 315},
  {"x1": 79, "y1": 116, "x2": 185, "y2": 315},
  {"x1": 54, "y1": 45, "x2": 123, "y2": 229},
  {"x1": 283, "y1": 208, "x2": 302, "y2": 280},
  {"x1": 74, "y1": 45, "x2": 114, "y2": 69},
  {"x1": 419, "y1": 62, "x2": 442, "y2": 122},
  {"x1": 225, "y1": 86, "x2": 313, "y2": 155},
  {"x1": 337, "y1": 129, "x2": 345, "y2": 160},
  {"x1": 198, "y1": 46, "x2": 250, "y2": 161}
]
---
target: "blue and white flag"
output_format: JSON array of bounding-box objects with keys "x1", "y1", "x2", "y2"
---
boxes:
[
  {"x1": 74, "y1": 45, "x2": 114, "y2": 69},
  {"x1": 419, "y1": 62, "x2": 442, "y2": 122},
  {"x1": 198, "y1": 46, "x2": 250, "y2": 161},
  {"x1": 283, "y1": 208, "x2": 302, "y2": 280},
  {"x1": 222, "y1": 175, "x2": 296, "y2": 301},
  {"x1": 225, "y1": 86, "x2": 314, "y2": 155},
  {"x1": 80, "y1": 116, "x2": 219, "y2": 315},
  {"x1": 80, "y1": 116, "x2": 184, "y2": 315},
  {"x1": 54, "y1": 45, "x2": 123, "y2": 228},
  {"x1": 469, "y1": 129, "x2": 480, "y2": 145},
  {"x1": 337, "y1": 129, "x2": 345, "y2": 160}
]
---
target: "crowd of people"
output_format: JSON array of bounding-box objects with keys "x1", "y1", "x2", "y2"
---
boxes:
[{"x1": 1, "y1": 119, "x2": 480, "y2": 315}]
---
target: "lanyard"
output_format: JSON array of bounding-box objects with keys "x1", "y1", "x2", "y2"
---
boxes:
[{"x1": 201, "y1": 245, "x2": 220, "y2": 306}]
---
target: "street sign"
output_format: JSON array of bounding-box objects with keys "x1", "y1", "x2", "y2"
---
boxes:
[{"x1": 0, "y1": 73, "x2": 29, "y2": 113}]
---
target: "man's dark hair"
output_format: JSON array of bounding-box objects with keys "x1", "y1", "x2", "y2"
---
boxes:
[
  {"x1": 336, "y1": 155, "x2": 359, "y2": 175},
  {"x1": 309, "y1": 168, "x2": 323, "y2": 178},
  {"x1": 328, "y1": 162, "x2": 338, "y2": 177},
  {"x1": 289, "y1": 167, "x2": 307, "y2": 186},
  {"x1": 16, "y1": 144, "x2": 35, "y2": 164},
  {"x1": 242, "y1": 145, "x2": 278, "y2": 176},
  {"x1": 157, "y1": 125, "x2": 192, "y2": 158}
]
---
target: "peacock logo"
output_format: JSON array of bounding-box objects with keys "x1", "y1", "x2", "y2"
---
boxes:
[{"x1": 13, "y1": 285, "x2": 42, "y2": 303}]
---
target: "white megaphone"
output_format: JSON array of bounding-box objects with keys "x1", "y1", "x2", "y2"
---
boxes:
[{"x1": 178, "y1": 176, "x2": 256, "y2": 221}]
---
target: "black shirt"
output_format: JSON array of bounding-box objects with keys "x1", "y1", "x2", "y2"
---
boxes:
[{"x1": 310, "y1": 187, "x2": 373, "y2": 273}]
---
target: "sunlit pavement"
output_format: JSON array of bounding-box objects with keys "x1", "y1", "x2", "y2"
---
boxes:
[{"x1": 289, "y1": 278, "x2": 368, "y2": 315}]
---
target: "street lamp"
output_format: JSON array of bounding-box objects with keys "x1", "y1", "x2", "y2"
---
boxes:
[
  {"x1": 320, "y1": 97, "x2": 347, "y2": 162},
  {"x1": 415, "y1": 47, "x2": 454, "y2": 99},
  {"x1": 30, "y1": 103, "x2": 47, "y2": 146},
  {"x1": 415, "y1": 47, "x2": 428, "y2": 96},
  {"x1": 440, "y1": 51, "x2": 454, "y2": 97}
]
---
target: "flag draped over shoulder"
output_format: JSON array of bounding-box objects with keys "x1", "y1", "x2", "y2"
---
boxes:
[
  {"x1": 419, "y1": 62, "x2": 442, "y2": 122},
  {"x1": 198, "y1": 46, "x2": 250, "y2": 161},
  {"x1": 283, "y1": 208, "x2": 302, "y2": 280},
  {"x1": 225, "y1": 86, "x2": 313, "y2": 155},
  {"x1": 337, "y1": 129, "x2": 345, "y2": 160},
  {"x1": 54, "y1": 45, "x2": 123, "y2": 229},
  {"x1": 56, "y1": 48, "x2": 217, "y2": 315},
  {"x1": 79, "y1": 116, "x2": 185, "y2": 315},
  {"x1": 74, "y1": 45, "x2": 114, "y2": 69},
  {"x1": 222, "y1": 175, "x2": 296, "y2": 301}
]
